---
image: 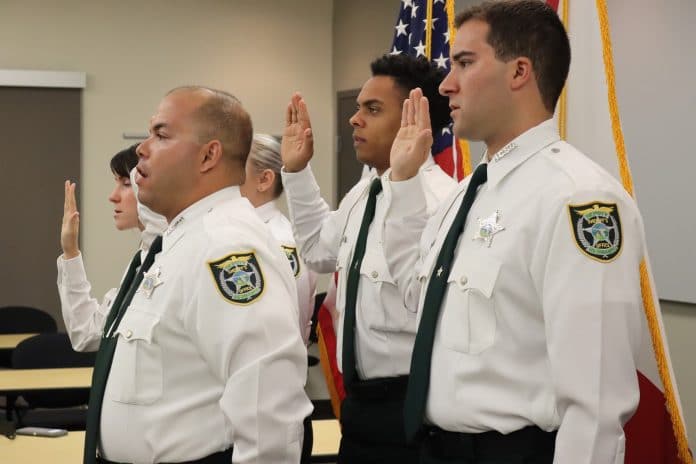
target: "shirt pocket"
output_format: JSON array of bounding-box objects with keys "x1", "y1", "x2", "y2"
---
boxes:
[
  {"x1": 360, "y1": 248, "x2": 404, "y2": 331},
  {"x1": 440, "y1": 253, "x2": 502, "y2": 354},
  {"x1": 109, "y1": 309, "x2": 163, "y2": 405}
]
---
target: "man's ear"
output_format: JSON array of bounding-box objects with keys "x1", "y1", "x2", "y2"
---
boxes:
[
  {"x1": 510, "y1": 57, "x2": 533, "y2": 91},
  {"x1": 200, "y1": 140, "x2": 223, "y2": 173}
]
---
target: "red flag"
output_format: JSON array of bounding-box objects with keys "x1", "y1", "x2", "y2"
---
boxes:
[{"x1": 315, "y1": 273, "x2": 345, "y2": 418}]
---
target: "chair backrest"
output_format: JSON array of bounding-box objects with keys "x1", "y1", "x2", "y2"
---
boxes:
[
  {"x1": 11, "y1": 333, "x2": 95, "y2": 408},
  {"x1": 309, "y1": 292, "x2": 327, "y2": 344},
  {"x1": 0, "y1": 306, "x2": 57, "y2": 334}
]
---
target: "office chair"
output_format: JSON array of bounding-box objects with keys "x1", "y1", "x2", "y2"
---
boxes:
[{"x1": 10, "y1": 333, "x2": 95, "y2": 430}]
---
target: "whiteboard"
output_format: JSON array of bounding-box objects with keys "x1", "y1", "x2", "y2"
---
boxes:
[{"x1": 609, "y1": 0, "x2": 696, "y2": 303}]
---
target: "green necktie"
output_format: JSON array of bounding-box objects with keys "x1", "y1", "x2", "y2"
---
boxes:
[
  {"x1": 83, "y1": 235, "x2": 162, "y2": 464},
  {"x1": 403, "y1": 163, "x2": 488, "y2": 441},
  {"x1": 342, "y1": 178, "x2": 383, "y2": 392}
]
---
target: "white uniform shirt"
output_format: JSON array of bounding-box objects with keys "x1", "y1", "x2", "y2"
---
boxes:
[
  {"x1": 282, "y1": 157, "x2": 456, "y2": 379},
  {"x1": 58, "y1": 203, "x2": 165, "y2": 353},
  {"x1": 95, "y1": 187, "x2": 311, "y2": 464},
  {"x1": 386, "y1": 120, "x2": 643, "y2": 463},
  {"x1": 57, "y1": 253, "x2": 122, "y2": 352},
  {"x1": 255, "y1": 201, "x2": 317, "y2": 345}
]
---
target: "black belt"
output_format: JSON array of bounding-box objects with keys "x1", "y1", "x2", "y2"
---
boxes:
[
  {"x1": 423, "y1": 425, "x2": 556, "y2": 460},
  {"x1": 346, "y1": 375, "x2": 409, "y2": 401},
  {"x1": 96, "y1": 447, "x2": 232, "y2": 464}
]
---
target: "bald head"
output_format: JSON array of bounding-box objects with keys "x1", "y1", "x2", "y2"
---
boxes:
[{"x1": 167, "y1": 86, "x2": 253, "y2": 171}]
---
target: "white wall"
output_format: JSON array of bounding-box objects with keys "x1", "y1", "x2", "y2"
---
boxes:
[{"x1": 0, "y1": 0, "x2": 334, "y2": 302}]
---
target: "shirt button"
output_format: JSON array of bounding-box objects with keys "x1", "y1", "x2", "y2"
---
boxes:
[
  {"x1": 125, "y1": 330, "x2": 133, "y2": 339},
  {"x1": 371, "y1": 271, "x2": 378, "y2": 279},
  {"x1": 342, "y1": 236, "x2": 347, "y2": 243},
  {"x1": 551, "y1": 147, "x2": 560, "y2": 153},
  {"x1": 459, "y1": 276, "x2": 468, "y2": 285}
]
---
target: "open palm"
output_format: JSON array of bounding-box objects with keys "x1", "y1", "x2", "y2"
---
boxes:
[
  {"x1": 281, "y1": 93, "x2": 314, "y2": 172},
  {"x1": 390, "y1": 88, "x2": 433, "y2": 181}
]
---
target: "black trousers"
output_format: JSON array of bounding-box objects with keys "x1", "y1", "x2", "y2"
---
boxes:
[
  {"x1": 301, "y1": 414, "x2": 313, "y2": 464},
  {"x1": 337, "y1": 376, "x2": 419, "y2": 464},
  {"x1": 419, "y1": 426, "x2": 556, "y2": 464},
  {"x1": 96, "y1": 447, "x2": 232, "y2": 464}
]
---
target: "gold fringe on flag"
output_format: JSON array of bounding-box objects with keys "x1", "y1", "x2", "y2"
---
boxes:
[
  {"x1": 595, "y1": 0, "x2": 691, "y2": 460},
  {"x1": 558, "y1": 0, "x2": 569, "y2": 140},
  {"x1": 425, "y1": 0, "x2": 433, "y2": 60}
]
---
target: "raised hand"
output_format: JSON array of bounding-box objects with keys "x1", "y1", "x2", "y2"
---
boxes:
[
  {"x1": 61, "y1": 180, "x2": 80, "y2": 259},
  {"x1": 389, "y1": 88, "x2": 433, "y2": 182},
  {"x1": 281, "y1": 92, "x2": 314, "y2": 173}
]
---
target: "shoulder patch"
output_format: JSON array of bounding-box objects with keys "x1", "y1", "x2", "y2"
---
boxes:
[
  {"x1": 567, "y1": 202, "x2": 622, "y2": 262},
  {"x1": 281, "y1": 245, "x2": 301, "y2": 277},
  {"x1": 208, "y1": 251, "x2": 265, "y2": 305}
]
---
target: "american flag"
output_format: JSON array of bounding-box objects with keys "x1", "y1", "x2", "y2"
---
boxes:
[{"x1": 389, "y1": 0, "x2": 469, "y2": 180}]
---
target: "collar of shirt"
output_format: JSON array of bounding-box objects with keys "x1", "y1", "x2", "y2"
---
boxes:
[
  {"x1": 481, "y1": 119, "x2": 560, "y2": 190},
  {"x1": 254, "y1": 200, "x2": 281, "y2": 224},
  {"x1": 162, "y1": 186, "x2": 243, "y2": 252}
]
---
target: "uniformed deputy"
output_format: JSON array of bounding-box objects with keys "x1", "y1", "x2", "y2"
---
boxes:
[
  {"x1": 280, "y1": 55, "x2": 456, "y2": 463},
  {"x1": 385, "y1": 2, "x2": 644, "y2": 463},
  {"x1": 59, "y1": 144, "x2": 167, "y2": 352},
  {"x1": 239, "y1": 133, "x2": 317, "y2": 464},
  {"x1": 75, "y1": 86, "x2": 312, "y2": 464}
]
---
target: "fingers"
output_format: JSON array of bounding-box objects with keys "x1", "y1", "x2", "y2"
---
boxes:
[
  {"x1": 297, "y1": 98, "x2": 312, "y2": 129},
  {"x1": 291, "y1": 93, "x2": 303, "y2": 124},
  {"x1": 286, "y1": 92, "x2": 302, "y2": 126},
  {"x1": 64, "y1": 180, "x2": 77, "y2": 214},
  {"x1": 402, "y1": 88, "x2": 427, "y2": 129},
  {"x1": 64, "y1": 180, "x2": 70, "y2": 213},
  {"x1": 69, "y1": 182, "x2": 77, "y2": 213},
  {"x1": 401, "y1": 97, "x2": 409, "y2": 127},
  {"x1": 285, "y1": 102, "x2": 293, "y2": 126},
  {"x1": 417, "y1": 92, "x2": 431, "y2": 131},
  {"x1": 407, "y1": 90, "x2": 416, "y2": 127}
]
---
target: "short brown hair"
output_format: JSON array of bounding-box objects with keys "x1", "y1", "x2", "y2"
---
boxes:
[
  {"x1": 168, "y1": 86, "x2": 253, "y2": 169},
  {"x1": 455, "y1": 0, "x2": 570, "y2": 112}
]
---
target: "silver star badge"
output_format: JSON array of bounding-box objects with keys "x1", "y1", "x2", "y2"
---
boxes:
[
  {"x1": 473, "y1": 210, "x2": 505, "y2": 247},
  {"x1": 140, "y1": 267, "x2": 163, "y2": 298}
]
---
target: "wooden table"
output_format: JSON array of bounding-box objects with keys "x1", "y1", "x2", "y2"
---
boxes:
[
  {"x1": 0, "y1": 333, "x2": 37, "y2": 351},
  {"x1": 0, "y1": 367, "x2": 93, "y2": 395},
  {"x1": 0, "y1": 419, "x2": 341, "y2": 464}
]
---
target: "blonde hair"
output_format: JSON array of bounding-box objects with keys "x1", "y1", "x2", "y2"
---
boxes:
[{"x1": 248, "y1": 134, "x2": 283, "y2": 197}]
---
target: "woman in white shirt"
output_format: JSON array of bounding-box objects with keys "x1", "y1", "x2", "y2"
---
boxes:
[
  {"x1": 58, "y1": 144, "x2": 166, "y2": 351},
  {"x1": 240, "y1": 134, "x2": 317, "y2": 345}
]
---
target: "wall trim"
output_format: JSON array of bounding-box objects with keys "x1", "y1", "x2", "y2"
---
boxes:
[{"x1": 0, "y1": 69, "x2": 86, "y2": 88}]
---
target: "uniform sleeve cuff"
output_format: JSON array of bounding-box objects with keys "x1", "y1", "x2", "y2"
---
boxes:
[
  {"x1": 57, "y1": 253, "x2": 87, "y2": 286},
  {"x1": 281, "y1": 164, "x2": 321, "y2": 199},
  {"x1": 386, "y1": 171, "x2": 427, "y2": 216}
]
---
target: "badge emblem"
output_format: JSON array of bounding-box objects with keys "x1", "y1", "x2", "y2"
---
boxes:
[
  {"x1": 140, "y1": 267, "x2": 163, "y2": 298},
  {"x1": 568, "y1": 202, "x2": 622, "y2": 262},
  {"x1": 473, "y1": 210, "x2": 505, "y2": 247},
  {"x1": 208, "y1": 252, "x2": 265, "y2": 304},
  {"x1": 281, "y1": 245, "x2": 301, "y2": 277}
]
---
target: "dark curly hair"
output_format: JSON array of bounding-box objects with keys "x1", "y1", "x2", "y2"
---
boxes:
[
  {"x1": 370, "y1": 54, "x2": 450, "y2": 134},
  {"x1": 110, "y1": 143, "x2": 139, "y2": 179}
]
